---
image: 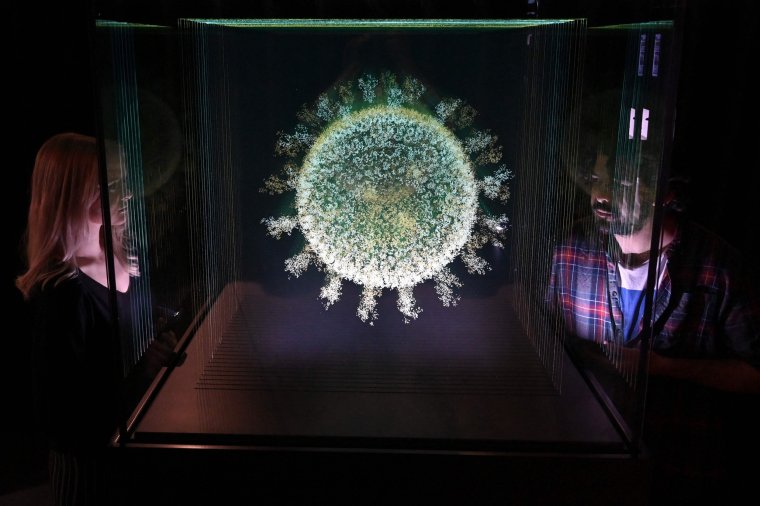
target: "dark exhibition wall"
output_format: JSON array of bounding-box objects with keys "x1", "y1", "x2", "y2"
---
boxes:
[
  {"x1": 5, "y1": 1, "x2": 95, "y2": 493},
  {"x1": 4, "y1": 0, "x2": 758, "y2": 496}
]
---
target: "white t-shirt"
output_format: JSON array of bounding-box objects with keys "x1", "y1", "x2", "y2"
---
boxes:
[{"x1": 617, "y1": 254, "x2": 667, "y2": 341}]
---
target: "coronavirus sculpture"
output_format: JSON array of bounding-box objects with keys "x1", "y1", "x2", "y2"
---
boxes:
[{"x1": 262, "y1": 72, "x2": 511, "y2": 323}]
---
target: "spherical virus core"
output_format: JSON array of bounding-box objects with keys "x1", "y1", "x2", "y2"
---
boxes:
[{"x1": 297, "y1": 106, "x2": 478, "y2": 290}]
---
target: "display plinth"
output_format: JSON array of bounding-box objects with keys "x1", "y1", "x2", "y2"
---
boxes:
[{"x1": 112, "y1": 281, "x2": 648, "y2": 506}]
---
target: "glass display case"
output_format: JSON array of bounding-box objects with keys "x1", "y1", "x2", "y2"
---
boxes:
[{"x1": 91, "y1": 2, "x2": 684, "y2": 503}]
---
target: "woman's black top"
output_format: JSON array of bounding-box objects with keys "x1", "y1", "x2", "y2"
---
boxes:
[{"x1": 30, "y1": 270, "x2": 132, "y2": 453}]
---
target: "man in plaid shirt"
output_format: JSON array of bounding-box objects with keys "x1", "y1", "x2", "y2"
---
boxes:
[
  {"x1": 549, "y1": 152, "x2": 760, "y2": 390},
  {"x1": 549, "y1": 142, "x2": 759, "y2": 504}
]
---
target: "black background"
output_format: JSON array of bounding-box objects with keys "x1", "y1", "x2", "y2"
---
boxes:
[{"x1": 5, "y1": 0, "x2": 759, "y2": 496}]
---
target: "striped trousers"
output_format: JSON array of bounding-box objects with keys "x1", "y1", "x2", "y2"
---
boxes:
[{"x1": 48, "y1": 449, "x2": 103, "y2": 506}]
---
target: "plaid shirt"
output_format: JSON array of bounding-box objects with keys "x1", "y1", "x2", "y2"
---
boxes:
[{"x1": 549, "y1": 219, "x2": 759, "y2": 365}]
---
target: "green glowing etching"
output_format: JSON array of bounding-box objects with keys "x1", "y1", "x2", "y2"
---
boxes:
[{"x1": 262, "y1": 72, "x2": 511, "y2": 323}]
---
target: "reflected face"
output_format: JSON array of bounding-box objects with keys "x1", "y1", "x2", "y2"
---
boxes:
[{"x1": 588, "y1": 152, "x2": 654, "y2": 236}]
